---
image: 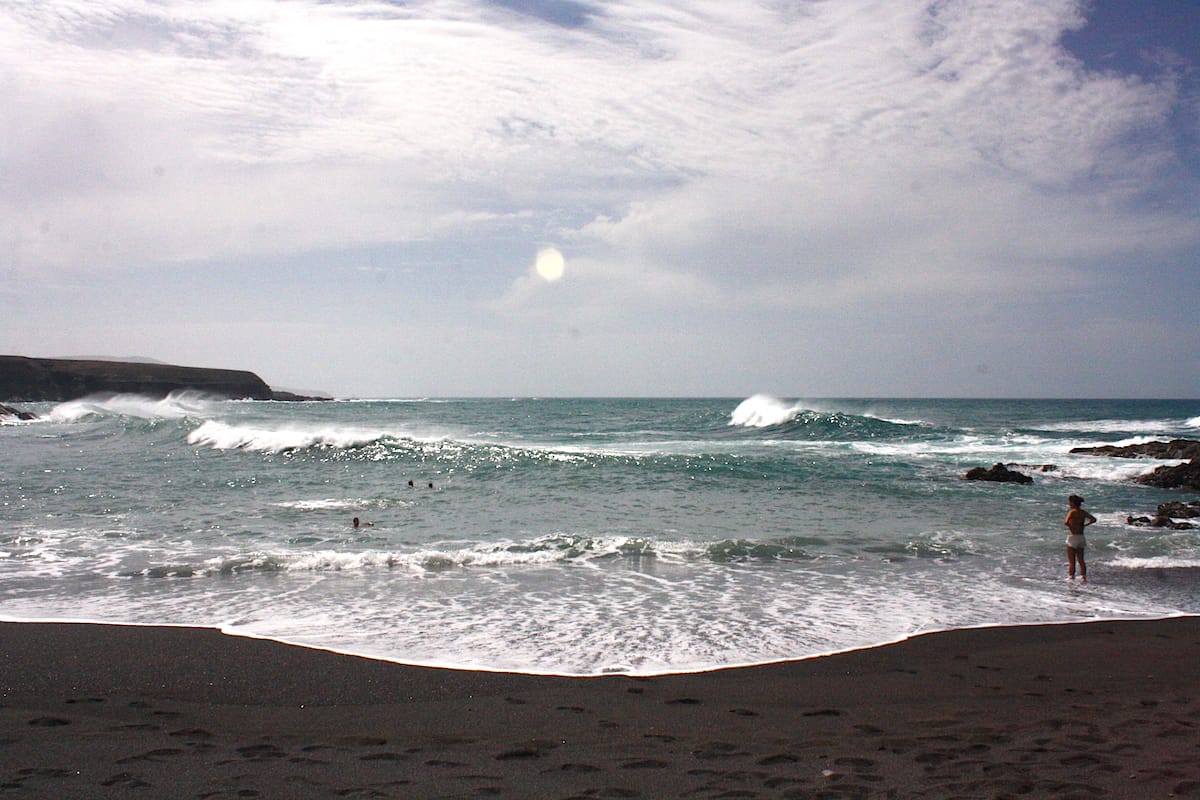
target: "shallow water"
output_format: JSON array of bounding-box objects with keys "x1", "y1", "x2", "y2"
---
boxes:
[{"x1": 2, "y1": 395, "x2": 1198, "y2": 674}]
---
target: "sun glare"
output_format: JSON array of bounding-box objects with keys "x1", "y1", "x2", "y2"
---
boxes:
[{"x1": 534, "y1": 247, "x2": 565, "y2": 282}]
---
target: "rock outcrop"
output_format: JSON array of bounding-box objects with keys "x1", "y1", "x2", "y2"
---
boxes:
[
  {"x1": 1069, "y1": 438, "x2": 1200, "y2": 492},
  {"x1": 0, "y1": 402, "x2": 37, "y2": 420},
  {"x1": 1133, "y1": 460, "x2": 1200, "y2": 491},
  {"x1": 1070, "y1": 439, "x2": 1200, "y2": 460},
  {"x1": 0, "y1": 355, "x2": 318, "y2": 402},
  {"x1": 1126, "y1": 501, "x2": 1200, "y2": 530},
  {"x1": 1156, "y1": 501, "x2": 1200, "y2": 519},
  {"x1": 1126, "y1": 515, "x2": 1196, "y2": 530},
  {"x1": 964, "y1": 463, "x2": 1033, "y2": 484}
]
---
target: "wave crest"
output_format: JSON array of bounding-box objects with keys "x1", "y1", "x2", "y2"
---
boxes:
[
  {"x1": 186, "y1": 421, "x2": 396, "y2": 452},
  {"x1": 50, "y1": 391, "x2": 216, "y2": 422},
  {"x1": 729, "y1": 395, "x2": 804, "y2": 428}
]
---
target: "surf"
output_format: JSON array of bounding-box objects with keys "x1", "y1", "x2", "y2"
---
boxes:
[{"x1": 46, "y1": 391, "x2": 218, "y2": 422}]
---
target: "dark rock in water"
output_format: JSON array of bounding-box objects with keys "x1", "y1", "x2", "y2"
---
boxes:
[
  {"x1": 1126, "y1": 514, "x2": 1196, "y2": 530},
  {"x1": 1073, "y1": 439, "x2": 1200, "y2": 492},
  {"x1": 0, "y1": 402, "x2": 37, "y2": 420},
  {"x1": 268, "y1": 389, "x2": 332, "y2": 402},
  {"x1": 1157, "y1": 500, "x2": 1200, "y2": 519},
  {"x1": 964, "y1": 463, "x2": 1033, "y2": 484},
  {"x1": 1125, "y1": 500, "x2": 1200, "y2": 530},
  {"x1": 1134, "y1": 460, "x2": 1200, "y2": 491},
  {"x1": 0, "y1": 355, "x2": 277, "y2": 402},
  {"x1": 1070, "y1": 439, "x2": 1200, "y2": 460}
]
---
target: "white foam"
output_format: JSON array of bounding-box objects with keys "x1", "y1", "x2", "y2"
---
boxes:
[
  {"x1": 1053, "y1": 459, "x2": 1181, "y2": 483},
  {"x1": 49, "y1": 392, "x2": 215, "y2": 422},
  {"x1": 1039, "y1": 420, "x2": 1188, "y2": 434},
  {"x1": 272, "y1": 499, "x2": 373, "y2": 511},
  {"x1": 186, "y1": 420, "x2": 400, "y2": 452},
  {"x1": 251, "y1": 536, "x2": 694, "y2": 572},
  {"x1": 729, "y1": 394, "x2": 805, "y2": 428},
  {"x1": 1109, "y1": 556, "x2": 1200, "y2": 569}
]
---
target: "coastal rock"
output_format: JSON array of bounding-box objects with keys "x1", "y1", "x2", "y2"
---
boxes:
[
  {"x1": 1126, "y1": 514, "x2": 1196, "y2": 530},
  {"x1": 1070, "y1": 439, "x2": 1200, "y2": 460},
  {"x1": 964, "y1": 463, "x2": 1033, "y2": 484},
  {"x1": 0, "y1": 355, "x2": 319, "y2": 402},
  {"x1": 0, "y1": 402, "x2": 37, "y2": 420},
  {"x1": 1133, "y1": 460, "x2": 1200, "y2": 491},
  {"x1": 1157, "y1": 500, "x2": 1200, "y2": 519},
  {"x1": 269, "y1": 389, "x2": 331, "y2": 402}
]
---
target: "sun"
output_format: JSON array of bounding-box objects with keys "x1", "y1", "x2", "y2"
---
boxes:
[{"x1": 534, "y1": 247, "x2": 565, "y2": 282}]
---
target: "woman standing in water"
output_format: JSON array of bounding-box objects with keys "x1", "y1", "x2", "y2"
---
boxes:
[{"x1": 1064, "y1": 495, "x2": 1096, "y2": 582}]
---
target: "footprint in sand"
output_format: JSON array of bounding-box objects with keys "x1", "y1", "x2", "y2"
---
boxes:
[
  {"x1": 496, "y1": 741, "x2": 559, "y2": 760},
  {"x1": 757, "y1": 753, "x2": 800, "y2": 765},
  {"x1": 236, "y1": 744, "x2": 287, "y2": 760},
  {"x1": 116, "y1": 748, "x2": 186, "y2": 764},
  {"x1": 334, "y1": 736, "x2": 388, "y2": 747},
  {"x1": 559, "y1": 763, "x2": 601, "y2": 773},
  {"x1": 359, "y1": 753, "x2": 407, "y2": 762},
  {"x1": 691, "y1": 742, "x2": 745, "y2": 760},
  {"x1": 16, "y1": 768, "x2": 76, "y2": 778},
  {"x1": 802, "y1": 708, "x2": 842, "y2": 717},
  {"x1": 100, "y1": 772, "x2": 152, "y2": 788},
  {"x1": 169, "y1": 728, "x2": 215, "y2": 740}
]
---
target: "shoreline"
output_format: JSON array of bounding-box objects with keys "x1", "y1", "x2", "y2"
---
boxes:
[
  {"x1": 3, "y1": 610, "x2": 1196, "y2": 678},
  {"x1": 1, "y1": 618, "x2": 1197, "y2": 798}
]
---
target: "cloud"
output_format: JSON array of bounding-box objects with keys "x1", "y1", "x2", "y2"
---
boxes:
[
  {"x1": 4, "y1": 1, "x2": 1192, "y2": 270},
  {"x1": 0, "y1": 0, "x2": 1197, "y2": 396}
]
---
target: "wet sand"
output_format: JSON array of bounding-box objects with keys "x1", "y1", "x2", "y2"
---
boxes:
[{"x1": 1, "y1": 617, "x2": 1198, "y2": 798}]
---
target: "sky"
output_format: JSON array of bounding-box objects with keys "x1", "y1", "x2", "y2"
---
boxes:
[{"x1": 1, "y1": 0, "x2": 1198, "y2": 398}]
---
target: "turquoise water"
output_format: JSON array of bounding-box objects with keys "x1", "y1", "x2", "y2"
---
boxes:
[{"x1": 2, "y1": 394, "x2": 1198, "y2": 674}]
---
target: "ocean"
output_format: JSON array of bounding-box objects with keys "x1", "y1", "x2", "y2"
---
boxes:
[{"x1": 2, "y1": 395, "x2": 1198, "y2": 675}]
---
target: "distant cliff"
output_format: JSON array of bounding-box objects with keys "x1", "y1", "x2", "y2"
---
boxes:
[{"x1": 0, "y1": 356, "x2": 321, "y2": 402}]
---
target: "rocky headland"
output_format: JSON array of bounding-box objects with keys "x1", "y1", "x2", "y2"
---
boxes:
[{"x1": 0, "y1": 355, "x2": 327, "y2": 410}]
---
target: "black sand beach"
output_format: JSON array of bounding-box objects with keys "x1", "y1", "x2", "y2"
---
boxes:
[{"x1": 1, "y1": 618, "x2": 1198, "y2": 798}]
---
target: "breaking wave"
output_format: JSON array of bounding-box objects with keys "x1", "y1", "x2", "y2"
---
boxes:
[
  {"x1": 186, "y1": 420, "x2": 403, "y2": 452},
  {"x1": 727, "y1": 394, "x2": 924, "y2": 440},
  {"x1": 729, "y1": 394, "x2": 805, "y2": 427},
  {"x1": 49, "y1": 392, "x2": 216, "y2": 422}
]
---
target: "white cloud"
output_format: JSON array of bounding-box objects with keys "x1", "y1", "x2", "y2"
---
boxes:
[
  {"x1": 3, "y1": 1, "x2": 1190, "y2": 268},
  {"x1": 0, "y1": 0, "x2": 1196, "y2": 395}
]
